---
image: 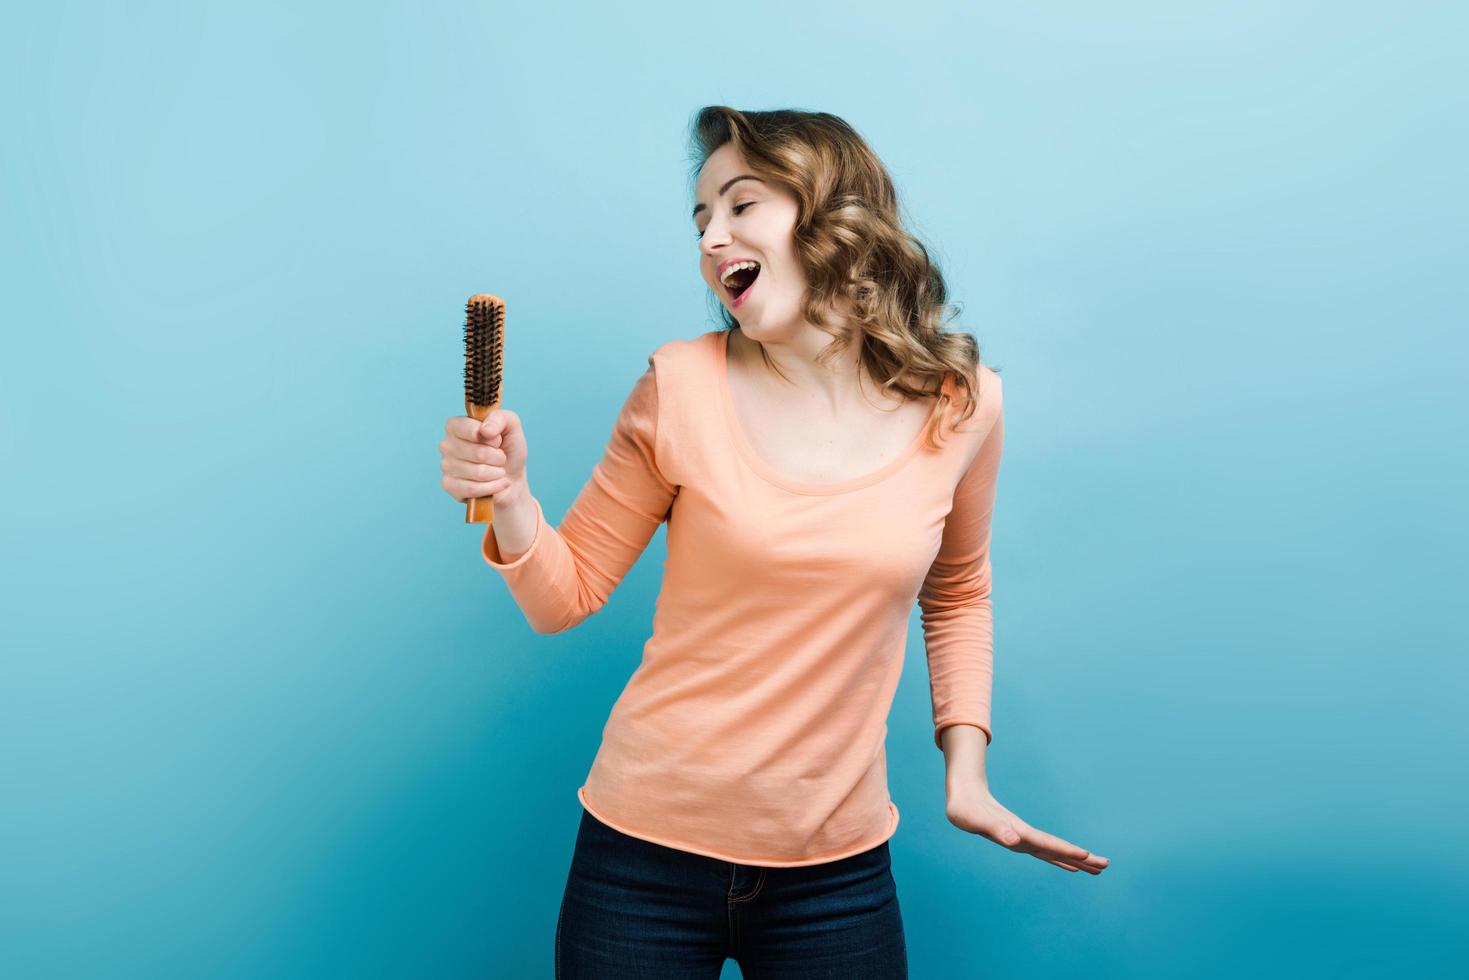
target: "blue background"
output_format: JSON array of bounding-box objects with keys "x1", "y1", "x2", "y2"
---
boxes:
[{"x1": 2, "y1": 1, "x2": 1464, "y2": 977}]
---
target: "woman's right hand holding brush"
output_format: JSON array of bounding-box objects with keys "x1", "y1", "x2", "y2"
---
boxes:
[
  {"x1": 440, "y1": 408, "x2": 529, "y2": 505},
  {"x1": 441, "y1": 410, "x2": 538, "y2": 561}
]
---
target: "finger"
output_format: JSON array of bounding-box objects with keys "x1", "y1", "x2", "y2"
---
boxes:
[
  {"x1": 1039, "y1": 856, "x2": 1080, "y2": 872},
  {"x1": 1002, "y1": 828, "x2": 1102, "y2": 872},
  {"x1": 448, "y1": 416, "x2": 486, "y2": 442},
  {"x1": 987, "y1": 826, "x2": 1105, "y2": 874},
  {"x1": 989, "y1": 825, "x2": 1023, "y2": 848},
  {"x1": 1033, "y1": 844, "x2": 1108, "y2": 873},
  {"x1": 444, "y1": 458, "x2": 504, "y2": 482},
  {"x1": 1012, "y1": 824, "x2": 1095, "y2": 865},
  {"x1": 454, "y1": 476, "x2": 510, "y2": 498},
  {"x1": 441, "y1": 437, "x2": 505, "y2": 462},
  {"x1": 479, "y1": 409, "x2": 517, "y2": 443},
  {"x1": 469, "y1": 462, "x2": 504, "y2": 483},
  {"x1": 444, "y1": 435, "x2": 502, "y2": 460},
  {"x1": 1031, "y1": 852, "x2": 1099, "y2": 875},
  {"x1": 445, "y1": 475, "x2": 483, "y2": 503}
]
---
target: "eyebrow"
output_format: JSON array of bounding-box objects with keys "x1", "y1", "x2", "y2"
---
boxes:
[{"x1": 691, "y1": 175, "x2": 764, "y2": 221}]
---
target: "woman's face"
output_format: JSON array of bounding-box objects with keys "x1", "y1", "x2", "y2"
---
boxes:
[{"x1": 693, "y1": 143, "x2": 805, "y2": 338}]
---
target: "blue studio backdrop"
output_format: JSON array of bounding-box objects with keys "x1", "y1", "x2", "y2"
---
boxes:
[{"x1": 1, "y1": 2, "x2": 1464, "y2": 977}]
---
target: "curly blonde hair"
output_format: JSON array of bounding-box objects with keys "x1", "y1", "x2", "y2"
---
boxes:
[{"x1": 688, "y1": 106, "x2": 998, "y2": 449}]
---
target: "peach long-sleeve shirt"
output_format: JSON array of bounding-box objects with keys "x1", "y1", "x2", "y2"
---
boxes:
[{"x1": 482, "y1": 328, "x2": 1004, "y2": 867}]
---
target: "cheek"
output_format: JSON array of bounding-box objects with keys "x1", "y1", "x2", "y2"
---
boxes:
[{"x1": 766, "y1": 259, "x2": 801, "y2": 296}]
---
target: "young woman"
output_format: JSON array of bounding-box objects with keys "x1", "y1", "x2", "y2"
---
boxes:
[{"x1": 440, "y1": 106, "x2": 1109, "y2": 978}]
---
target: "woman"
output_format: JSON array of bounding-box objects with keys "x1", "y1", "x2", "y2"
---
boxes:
[{"x1": 440, "y1": 106, "x2": 1109, "y2": 978}]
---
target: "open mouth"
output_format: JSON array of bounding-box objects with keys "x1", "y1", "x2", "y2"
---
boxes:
[{"x1": 722, "y1": 262, "x2": 761, "y2": 306}]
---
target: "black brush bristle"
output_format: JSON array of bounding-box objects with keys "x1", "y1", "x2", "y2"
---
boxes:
[{"x1": 464, "y1": 294, "x2": 504, "y2": 408}]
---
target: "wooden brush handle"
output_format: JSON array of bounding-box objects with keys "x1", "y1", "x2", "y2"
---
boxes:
[
  {"x1": 464, "y1": 400, "x2": 497, "y2": 526},
  {"x1": 467, "y1": 493, "x2": 495, "y2": 525}
]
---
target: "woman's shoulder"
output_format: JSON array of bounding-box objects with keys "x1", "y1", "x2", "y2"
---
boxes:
[
  {"x1": 936, "y1": 361, "x2": 1002, "y2": 437},
  {"x1": 624, "y1": 331, "x2": 723, "y2": 428},
  {"x1": 638, "y1": 331, "x2": 726, "y2": 394},
  {"x1": 645, "y1": 328, "x2": 721, "y2": 365}
]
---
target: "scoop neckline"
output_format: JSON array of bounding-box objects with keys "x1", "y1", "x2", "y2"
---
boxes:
[{"x1": 714, "y1": 329, "x2": 936, "y2": 496}]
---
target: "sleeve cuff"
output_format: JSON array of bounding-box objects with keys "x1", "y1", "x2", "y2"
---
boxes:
[
  {"x1": 480, "y1": 495, "x2": 546, "y2": 571},
  {"x1": 934, "y1": 721, "x2": 993, "y2": 751}
]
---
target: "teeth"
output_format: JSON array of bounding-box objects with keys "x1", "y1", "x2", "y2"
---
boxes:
[{"x1": 720, "y1": 260, "x2": 760, "y2": 287}]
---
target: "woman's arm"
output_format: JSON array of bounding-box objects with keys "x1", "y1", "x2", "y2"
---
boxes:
[
  {"x1": 941, "y1": 723, "x2": 990, "y2": 794},
  {"x1": 919, "y1": 377, "x2": 1005, "y2": 755},
  {"x1": 482, "y1": 359, "x2": 677, "y2": 633},
  {"x1": 487, "y1": 481, "x2": 537, "y2": 563}
]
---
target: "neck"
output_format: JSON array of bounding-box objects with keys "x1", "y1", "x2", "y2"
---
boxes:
[{"x1": 733, "y1": 326, "x2": 892, "y2": 414}]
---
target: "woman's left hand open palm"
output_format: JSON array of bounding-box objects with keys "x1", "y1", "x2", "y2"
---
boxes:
[{"x1": 946, "y1": 785, "x2": 1110, "y2": 875}]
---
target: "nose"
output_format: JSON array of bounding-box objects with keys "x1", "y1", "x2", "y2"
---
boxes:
[{"x1": 698, "y1": 217, "x2": 732, "y2": 258}]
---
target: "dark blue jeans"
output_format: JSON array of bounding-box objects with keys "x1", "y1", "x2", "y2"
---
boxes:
[{"x1": 556, "y1": 806, "x2": 909, "y2": 978}]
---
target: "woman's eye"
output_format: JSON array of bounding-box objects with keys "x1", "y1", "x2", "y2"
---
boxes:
[{"x1": 695, "y1": 202, "x2": 755, "y2": 239}]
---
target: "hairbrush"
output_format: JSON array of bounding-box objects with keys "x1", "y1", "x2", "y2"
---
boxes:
[{"x1": 463, "y1": 293, "x2": 505, "y2": 525}]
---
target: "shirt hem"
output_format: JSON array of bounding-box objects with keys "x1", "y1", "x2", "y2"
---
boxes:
[{"x1": 576, "y1": 784, "x2": 900, "y2": 868}]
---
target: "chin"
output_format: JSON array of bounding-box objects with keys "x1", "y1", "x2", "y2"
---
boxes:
[{"x1": 736, "y1": 316, "x2": 794, "y2": 341}]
